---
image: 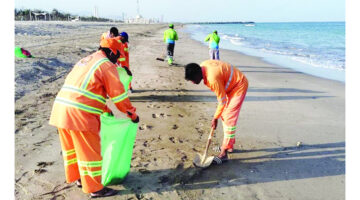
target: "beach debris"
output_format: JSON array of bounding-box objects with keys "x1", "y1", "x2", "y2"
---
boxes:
[
  {"x1": 296, "y1": 141, "x2": 303, "y2": 147},
  {"x1": 138, "y1": 168, "x2": 151, "y2": 174},
  {"x1": 172, "y1": 124, "x2": 178, "y2": 129}
]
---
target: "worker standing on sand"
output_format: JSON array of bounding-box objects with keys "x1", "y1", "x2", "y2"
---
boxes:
[
  {"x1": 118, "y1": 32, "x2": 133, "y2": 92},
  {"x1": 204, "y1": 30, "x2": 220, "y2": 60},
  {"x1": 49, "y1": 37, "x2": 139, "y2": 198},
  {"x1": 185, "y1": 60, "x2": 248, "y2": 164},
  {"x1": 100, "y1": 27, "x2": 119, "y2": 41},
  {"x1": 163, "y1": 24, "x2": 178, "y2": 65}
]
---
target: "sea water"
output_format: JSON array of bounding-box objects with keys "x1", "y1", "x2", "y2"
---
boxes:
[{"x1": 185, "y1": 22, "x2": 345, "y2": 82}]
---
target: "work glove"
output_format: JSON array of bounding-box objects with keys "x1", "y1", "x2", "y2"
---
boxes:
[
  {"x1": 127, "y1": 111, "x2": 139, "y2": 123},
  {"x1": 123, "y1": 66, "x2": 132, "y2": 76},
  {"x1": 211, "y1": 118, "x2": 218, "y2": 130}
]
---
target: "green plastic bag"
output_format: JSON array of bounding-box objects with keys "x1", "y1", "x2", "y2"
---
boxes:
[
  {"x1": 100, "y1": 113, "x2": 138, "y2": 186},
  {"x1": 15, "y1": 46, "x2": 28, "y2": 58},
  {"x1": 117, "y1": 67, "x2": 132, "y2": 93}
]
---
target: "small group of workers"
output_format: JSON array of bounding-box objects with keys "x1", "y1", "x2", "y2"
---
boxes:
[
  {"x1": 163, "y1": 24, "x2": 221, "y2": 65},
  {"x1": 49, "y1": 24, "x2": 248, "y2": 198}
]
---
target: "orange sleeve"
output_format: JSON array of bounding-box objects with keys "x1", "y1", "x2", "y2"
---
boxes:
[
  {"x1": 101, "y1": 64, "x2": 137, "y2": 120},
  {"x1": 208, "y1": 78, "x2": 227, "y2": 119}
]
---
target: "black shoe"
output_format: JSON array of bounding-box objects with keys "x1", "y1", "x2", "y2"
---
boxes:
[
  {"x1": 75, "y1": 179, "x2": 82, "y2": 188},
  {"x1": 90, "y1": 187, "x2": 118, "y2": 198}
]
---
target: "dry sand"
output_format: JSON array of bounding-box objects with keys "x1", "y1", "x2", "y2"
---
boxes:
[{"x1": 15, "y1": 21, "x2": 345, "y2": 200}]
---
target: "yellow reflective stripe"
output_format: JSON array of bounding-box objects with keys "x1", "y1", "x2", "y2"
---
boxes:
[
  {"x1": 62, "y1": 85, "x2": 106, "y2": 104},
  {"x1": 124, "y1": 48, "x2": 128, "y2": 52},
  {"x1": 55, "y1": 97, "x2": 103, "y2": 115},
  {"x1": 118, "y1": 57, "x2": 126, "y2": 62},
  {"x1": 80, "y1": 170, "x2": 102, "y2": 177},
  {"x1": 65, "y1": 158, "x2": 77, "y2": 166},
  {"x1": 81, "y1": 58, "x2": 109, "y2": 90},
  {"x1": 78, "y1": 160, "x2": 102, "y2": 167},
  {"x1": 225, "y1": 133, "x2": 236, "y2": 138},
  {"x1": 63, "y1": 149, "x2": 76, "y2": 156},
  {"x1": 111, "y1": 93, "x2": 128, "y2": 103},
  {"x1": 223, "y1": 125, "x2": 236, "y2": 131}
]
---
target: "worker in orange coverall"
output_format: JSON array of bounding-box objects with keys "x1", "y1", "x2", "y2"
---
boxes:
[
  {"x1": 100, "y1": 27, "x2": 119, "y2": 41},
  {"x1": 49, "y1": 37, "x2": 139, "y2": 198},
  {"x1": 185, "y1": 60, "x2": 248, "y2": 164},
  {"x1": 117, "y1": 32, "x2": 133, "y2": 92}
]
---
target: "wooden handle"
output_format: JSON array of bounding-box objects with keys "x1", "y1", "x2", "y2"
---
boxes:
[{"x1": 201, "y1": 127, "x2": 215, "y2": 164}]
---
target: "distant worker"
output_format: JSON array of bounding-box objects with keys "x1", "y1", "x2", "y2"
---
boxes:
[
  {"x1": 163, "y1": 24, "x2": 178, "y2": 65},
  {"x1": 185, "y1": 60, "x2": 248, "y2": 164},
  {"x1": 118, "y1": 31, "x2": 133, "y2": 92},
  {"x1": 49, "y1": 37, "x2": 139, "y2": 198},
  {"x1": 100, "y1": 27, "x2": 119, "y2": 41},
  {"x1": 204, "y1": 30, "x2": 220, "y2": 60}
]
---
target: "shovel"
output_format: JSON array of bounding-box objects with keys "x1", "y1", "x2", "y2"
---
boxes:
[{"x1": 193, "y1": 127, "x2": 215, "y2": 168}]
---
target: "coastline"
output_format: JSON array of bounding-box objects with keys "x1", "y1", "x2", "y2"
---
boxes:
[
  {"x1": 15, "y1": 22, "x2": 344, "y2": 200},
  {"x1": 183, "y1": 23, "x2": 345, "y2": 83}
]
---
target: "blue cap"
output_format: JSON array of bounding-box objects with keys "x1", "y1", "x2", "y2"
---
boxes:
[{"x1": 120, "y1": 32, "x2": 128, "y2": 42}]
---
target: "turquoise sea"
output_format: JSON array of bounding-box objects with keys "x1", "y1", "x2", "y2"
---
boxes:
[{"x1": 185, "y1": 22, "x2": 345, "y2": 82}]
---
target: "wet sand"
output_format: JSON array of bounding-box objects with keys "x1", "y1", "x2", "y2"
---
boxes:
[{"x1": 15, "y1": 21, "x2": 345, "y2": 200}]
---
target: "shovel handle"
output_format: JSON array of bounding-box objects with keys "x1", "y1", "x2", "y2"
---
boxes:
[{"x1": 201, "y1": 127, "x2": 215, "y2": 164}]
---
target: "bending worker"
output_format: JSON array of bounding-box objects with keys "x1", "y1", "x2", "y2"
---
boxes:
[
  {"x1": 163, "y1": 24, "x2": 178, "y2": 65},
  {"x1": 49, "y1": 37, "x2": 139, "y2": 198},
  {"x1": 204, "y1": 30, "x2": 220, "y2": 60},
  {"x1": 185, "y1": 60, "x2": 248, "y2": 164}
]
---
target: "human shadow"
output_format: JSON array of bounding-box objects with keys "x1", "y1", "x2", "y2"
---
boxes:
[
  {"x1": 129, "y1": 95, "x2": 333, "y2": 102},
  {"x1": 117, "y1": 142, "x2": 345, "y2": 196}
]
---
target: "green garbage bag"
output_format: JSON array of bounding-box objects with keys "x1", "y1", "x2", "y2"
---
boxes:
[
  {"x1": 15, "y1": 46, "x2": 28, "y2": 58},
  {"x1": 117, "y1": 67, "x2": 132, "y2": 93},
  {"x1": 100, "y1": 112, "x2": 138, "y2": 186}
]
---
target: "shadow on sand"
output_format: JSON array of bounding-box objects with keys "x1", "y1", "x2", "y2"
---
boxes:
[{"x1": 116, "y1": 142, "x2": 344, "y2": 196}]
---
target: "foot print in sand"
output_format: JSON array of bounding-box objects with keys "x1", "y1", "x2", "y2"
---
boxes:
[
  {"x1": 152, "y1": 113, "x2": 167, "y2": 118},
  {"x1": 169, "y1": 137, "x2": 175, "y2": 143},
  {"x1": 139, "y1": 124, "x2": 153, "y2": 130},
  {"x1": 172, "y1": 124, "x2": 178, "y2": 130}
]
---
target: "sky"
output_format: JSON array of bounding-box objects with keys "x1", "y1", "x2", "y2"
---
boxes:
[{"x1": 14, "y1": 0, "x2": 345, "y2": 22}]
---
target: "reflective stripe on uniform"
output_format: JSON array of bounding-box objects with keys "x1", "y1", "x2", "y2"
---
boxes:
[
  {"x1": 225, "y1": 66, "x2": 234, "y2": 91},
  {"x1": 80, "y1": 170, "x2": 102, "y2": 177},
  {"x1": 224, "y1": 133, "x2": 236, "y2": 138},
  {"x1": 55, "y1": 97, "x2": 103, "y2": 115},
  {"x1": 78, "y1": 160, "x2": 102, "y2": 167},
  {"x1": 81, "y1": 58, "x2": 109, "y2": 90},
  {"x1": 223, "y1": 124, "x2": 236, "y2": 132},
  {"x1": 111, "y1": 93, "x2": 128, "y2": 103},
  {"x1": 63, "y1": 149, "x2": 76, "y2": 156},
  {"x1": 118, "y1": 57, "x2": 126, "y2": 62},
  {"x1": 124, "y1": 48, "x2": 128, "y2": 52},
  {"x1": 62, "y1": 85, "x2": 106, "y2": 104},
  {"x1": 65, "y1": 158, "x2": 77, "y2": 166}
]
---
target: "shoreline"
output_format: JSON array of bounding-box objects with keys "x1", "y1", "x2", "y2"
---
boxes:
[
  {"x1": 15, "y1": 22, "x2": 344, "y2": 200},
  {"x1": 182, "y1": 23, "x2": 345, "y2": 83}
]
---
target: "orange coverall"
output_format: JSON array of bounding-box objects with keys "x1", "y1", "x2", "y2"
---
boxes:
[
  {"x1": 49, "y1": 50, "x2": 137, "y2": 193},
  {"x1": 201, "y1": 60, "x2": 248, "y2": 151}
]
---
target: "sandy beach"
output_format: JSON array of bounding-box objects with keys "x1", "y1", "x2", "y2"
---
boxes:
[{"x1": 15, "y1": 21, "x2": 345, "y2": 200}]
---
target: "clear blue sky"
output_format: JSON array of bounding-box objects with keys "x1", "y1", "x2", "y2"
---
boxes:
[{"x1": 15, "y1": 0, "x2": 345, "y2": 22}]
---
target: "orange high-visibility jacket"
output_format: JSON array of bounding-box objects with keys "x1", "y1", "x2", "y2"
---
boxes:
[
  {"x1": 201, "y1": 60, "x2": 248, "y2": 119},
  {"x1": 119, "y1": 42, "x2": 129, "y2": 68},
  {"x1": 100, "y1": 32, "x2": 110, "y2": 41},
  {"x1": 49, "y1": 50, "x2": 137, "y2": 133}
]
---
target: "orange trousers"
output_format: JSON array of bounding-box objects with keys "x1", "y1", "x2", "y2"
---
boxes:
[
  {"x1": 58, "y1": 128, "x2": 103, "y2": 193},
  {"x1": 220, "y1": 81, "x2": 248, "y2": 151}
]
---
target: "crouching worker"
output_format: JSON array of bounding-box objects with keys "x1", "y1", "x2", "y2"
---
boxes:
[
  {"x1": 49, "y1": 37, "x2": 139, "y2": 198},
  {"x1": 185, "y1": 60, "x2": 248, "y2": 164}
]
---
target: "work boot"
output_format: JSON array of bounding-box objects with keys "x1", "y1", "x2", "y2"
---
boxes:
[
  {"x1": 75, "y1": 179, "x2": 82, "y2": 188},
  {"x1": 90, "y1": 187, "x2": 118, "y2": 198}
]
